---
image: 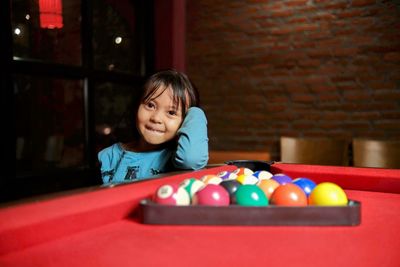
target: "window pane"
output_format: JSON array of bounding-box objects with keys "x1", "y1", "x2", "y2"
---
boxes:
[
  {"x1": 15, "y1": 76, "x2": 85, "y2": 174},
  {"x1": 93, "y1": 0, "x2": 142, "y2": 74},
  {"x1": 11, "y1": 0, "x2": 81, "y2": 65},
  {"x1": 94, "y1": 82, "x2": 142, "y2": 152}
]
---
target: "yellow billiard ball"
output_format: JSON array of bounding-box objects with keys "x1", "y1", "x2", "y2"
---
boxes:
[{"x1": 308, "y1": 182, "x2": 348, "y2": 206}]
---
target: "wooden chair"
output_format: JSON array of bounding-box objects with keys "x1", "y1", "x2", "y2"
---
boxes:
[
  {"x1": 208, "y1": 150, "x2": 270, "y2": 164},
  {"x1": 352, "y1": 138, "x2": 400, "y2": 169},
  {"x1": 280, "y1": 136, "x2": 349, "y2": 166}
]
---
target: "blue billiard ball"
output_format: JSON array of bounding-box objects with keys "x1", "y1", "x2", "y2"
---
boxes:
[{"x1": 292, "y1": 177, "x2": 317, "y2": 196}]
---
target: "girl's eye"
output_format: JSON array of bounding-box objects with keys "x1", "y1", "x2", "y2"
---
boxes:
[
  {"x1": 168, "y1": 110, "x2": 178, "y2": 116},
  {"x1": 146, "y1": 102, "x2": 155, "y2": 109}
]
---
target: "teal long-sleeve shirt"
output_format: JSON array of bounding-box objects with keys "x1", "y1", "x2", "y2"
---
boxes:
[{"x1": 98, "y1": 107, "x2": 209, "y2": 184}]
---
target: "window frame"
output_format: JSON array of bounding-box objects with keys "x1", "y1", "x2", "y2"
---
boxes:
[{"x1": 1, "y1": 0, "x2": 154, "y2": 202}]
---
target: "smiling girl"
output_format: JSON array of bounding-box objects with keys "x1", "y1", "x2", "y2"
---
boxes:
[{"x1": 98, "y1": 69, "x2": 208, "y2": 184}]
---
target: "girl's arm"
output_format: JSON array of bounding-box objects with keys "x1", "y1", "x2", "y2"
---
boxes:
[{"x1": 172, "y1": 107, "x2": 209, "y2": 170}]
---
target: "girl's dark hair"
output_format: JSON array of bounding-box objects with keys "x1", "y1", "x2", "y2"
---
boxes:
[
  {"x1": 119, "y1": 69, "x2": 200, "y2": 142},
  {"x1": 141, "y1": 69, "x2": 200, "y2": 116}
]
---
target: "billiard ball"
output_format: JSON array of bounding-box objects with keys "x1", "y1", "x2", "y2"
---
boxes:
[
  {"x1": 232, "y1": 184, "x2": 268, "y2": 206},
  {"x1": 292, "y1": 177, "x2": 316, "y2": 197},
  {"x1": 180, "y1": 178, "x2": 205, "y2": 198},
  {"x1": 253, "y1": 170, "x2": 273, "y2": 181},
  {"x1": 308, "y1": 182, "x2": 348, "y2": 206},
  {"x1": 220, "y1": 179, "x2": 241, "y2": 199},
  {"x1": 217, "y1": 171, "x2": 237, "y2": 180},
  {"x1": 153, "y1": 183, "x2": 190, "y2": 205},
  {"x1": 232, "y1": 167, "x2": 254, "y2": 176},
  {"x1": 258, "y1": 179, "x2": 280, "y2": 199},
  {"x1": 236, "y1": 174, "x2": 259, "y2": 185},
  {"x1": 192, "y1": 184, "x2": 230, "y2": 206},
  {"x1": 271, "y1": 173, "x2": 293, "y2": 185},
  {"x1": 270, "y1": 183, "x2": 307, "y2": 206},
  {"x1": 201, "y1": 174, "x2": 222, "y2": 184}
]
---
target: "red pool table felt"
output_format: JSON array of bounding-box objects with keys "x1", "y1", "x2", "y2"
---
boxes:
[{"x1": 0, "y1": 163, "x2": 399, "y2": 267}]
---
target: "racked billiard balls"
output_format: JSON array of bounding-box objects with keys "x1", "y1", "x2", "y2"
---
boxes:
[
  {"x1": 192, "y1": 184, "x2": 230, "y2": 206},
  {"x1": 232, "y1": 184, "x2": 268, "y2": 206},
  {"x1": 308, "y1": 182, "x2": 348, "y2": 206},
  {"x1": 153, "y1": 183, "x2": 190, "y2": 205},
  {"x1": 270, "y1": 183, "x2": 307, "y2": 206}
]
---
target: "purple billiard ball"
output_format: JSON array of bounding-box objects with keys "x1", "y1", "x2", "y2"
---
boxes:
[{"x1": 271, "y1": 173, "x2": 292, "y2": 185}]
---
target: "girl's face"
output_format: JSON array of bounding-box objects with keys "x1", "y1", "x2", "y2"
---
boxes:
[{"x1": 136, "y1": 85, "x2": 184, "y2": 149}]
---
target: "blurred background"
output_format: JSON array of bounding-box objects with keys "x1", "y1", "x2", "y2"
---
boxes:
[{"x1": 2, "y1": 0, "x2": 399, "y2": 202}]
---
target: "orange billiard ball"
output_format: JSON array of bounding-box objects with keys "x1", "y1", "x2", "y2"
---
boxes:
[{"x1": 270, "y1": 183, "x2": 308, "y2": 206}]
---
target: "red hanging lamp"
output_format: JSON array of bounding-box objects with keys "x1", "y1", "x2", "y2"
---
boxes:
[{"x1": 39, "y1": 0, "x2": 64, "y2": 29}]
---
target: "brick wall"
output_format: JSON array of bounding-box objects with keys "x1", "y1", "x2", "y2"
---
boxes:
[{"x1": 186, "y1": 0, "x2": 400, "y2": 160}]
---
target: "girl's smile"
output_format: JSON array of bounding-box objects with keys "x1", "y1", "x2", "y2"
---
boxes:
[
  {"x1": 136, "y1": 85, "x2": 184, "y2": 150},
  {"x1": 144, "y1": 125, "x2": 165, "y2": 134}
]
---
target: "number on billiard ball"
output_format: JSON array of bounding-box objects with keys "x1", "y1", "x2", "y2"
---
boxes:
[{"x1": 153, "y1": 184, "x2": 190, "y2": 205}]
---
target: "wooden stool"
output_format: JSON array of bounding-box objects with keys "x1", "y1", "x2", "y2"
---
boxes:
[
  {"x1": 280, "y1": 136, "x2": 349, "y2": 166},
  {"x1": 352, "y1": 138, "x2": 400, "y2": 169},
  {"x1": 208, "y1": 150, "x2": 270, "y2": 164}
]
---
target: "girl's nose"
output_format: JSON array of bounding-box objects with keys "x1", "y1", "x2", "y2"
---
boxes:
[{"x1": 150, "y1": 110, "x2": 162, "y2": 123}]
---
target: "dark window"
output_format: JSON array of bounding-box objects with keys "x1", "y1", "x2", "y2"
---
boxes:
[
  {"x1": 12, "y1": 0, "x2": 81, "y2": 65},
  {"x1": 2, "y1": 0, "x2": 154, "y2": 202}
]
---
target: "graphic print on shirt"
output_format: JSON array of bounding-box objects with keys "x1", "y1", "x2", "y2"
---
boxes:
[
  {"x1": 151, "y1": 168, "x2": 162, "y2": 176},
  {"x1": 125, "y1": 166, "x2": 139, "y2": 180},
  {"x1": 101, "y1": 170, "x2": 114, "y2": 183}
]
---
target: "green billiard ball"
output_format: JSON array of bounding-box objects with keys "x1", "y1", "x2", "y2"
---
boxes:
[{"x1": 232, "y1": 184, "x2": 268, "y2": 206}]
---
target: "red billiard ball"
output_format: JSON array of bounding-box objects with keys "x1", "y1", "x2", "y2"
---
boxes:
[
  {"x1": 270, "y1": 183, "x2": 307, "y2": 206},
  {"x1": 192, "y1": 184, "x2": 230, "y2": 206},
  {"x1": 153, "y1": 183, "x2": 190, "y2": 205}
]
